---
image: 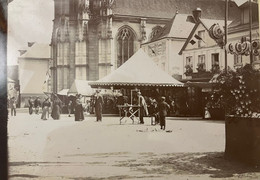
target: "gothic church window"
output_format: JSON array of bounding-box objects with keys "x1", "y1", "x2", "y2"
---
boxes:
[
  {"x1": 117, "y1": 27, "x2": 135, "y2": 67},
  {"x1": 149, "y1": 26, "x2": 162, "y2": 41}
]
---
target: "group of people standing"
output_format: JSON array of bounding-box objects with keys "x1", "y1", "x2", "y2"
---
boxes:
[
  {"x1": 67, "y1": 91, "x2": 104, "y2": 122},
  {"x1": 137, "y1": 92, "x2": 170, "y2": 130},
  {"x1": 24, "y1": 90, "x2": 171, "y2": 130},
  {"x1": 26, "y1": 91, "x2": 104, "y2": 122},
  {"x1": 28, "y1": 95, "x2": 62, "y2": 120}
]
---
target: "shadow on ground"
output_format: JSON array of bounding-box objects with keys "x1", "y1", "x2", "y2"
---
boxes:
[{"x1": 115, "y1": 152, "x2": 260, "y2": 178}]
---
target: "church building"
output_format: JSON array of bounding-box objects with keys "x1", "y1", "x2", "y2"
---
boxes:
[{"x1": 50, "y1": 0, "x2": 240, "y2": 92}]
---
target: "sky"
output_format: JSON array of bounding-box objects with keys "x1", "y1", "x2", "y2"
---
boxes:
[
  {"x1": 7, "y1": 0, "x2": 54, "y2": 65},
  {"x1": 6, "y1": 0, "x2": 249, "y2": 66}
]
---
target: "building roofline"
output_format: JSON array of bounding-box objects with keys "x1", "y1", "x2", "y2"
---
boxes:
[
  {"x1": 112, "y1": 14, "x2": 171, "y2": 22},
  {"x1": 141, "y1": 36, "x2": 186, "y2": 45},
  {"x1": 178, "y1": 17, "x2": 224, "y2": 55},
  {"x1": 178, "y1": 22, "x2": 200, "y2": 55}
]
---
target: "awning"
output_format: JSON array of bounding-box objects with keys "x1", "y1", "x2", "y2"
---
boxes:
[
  {"x1": 68, "y1": 80, "x2": 94, "y2": 96},
  {"x1": 57, "y1": 89, "x2": 69, "y2": 96},
  {"x1": 89, "y1": 49, "x2": 184, "y2": 88}
]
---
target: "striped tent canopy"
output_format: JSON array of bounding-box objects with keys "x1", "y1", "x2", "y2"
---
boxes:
[{"x1": 89, "y1": 49, "x2": 184, "y2": 89}]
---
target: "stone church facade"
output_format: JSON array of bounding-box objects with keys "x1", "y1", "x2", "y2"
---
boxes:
[{"x1": 50, "y1": 0, "x2": 240, "y2": 92}]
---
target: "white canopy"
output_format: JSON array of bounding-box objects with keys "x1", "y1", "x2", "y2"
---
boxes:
[
  {"x1": 89, "y1": 49, "x2": 183, "y2": 88},
  {"x1": 57, "y1": 89, "x2": 69, "y2": 96},
  {"x1": 68, "y1": 80, "x2": 94, "y2": 96}
]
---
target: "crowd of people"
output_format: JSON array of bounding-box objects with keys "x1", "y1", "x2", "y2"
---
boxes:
[
  {"x1": 24, "y1": 90, "x2": 104, "y2": 122},
  {"x1": 9, "y1": 90, "x2": 182, "y2": 130}
]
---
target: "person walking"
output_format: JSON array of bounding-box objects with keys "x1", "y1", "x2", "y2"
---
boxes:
[
  {"x1": 9, "y1": 97, "x2": 16, "y2": 116},
  {"x1": 158, "y1": 96, "x2": 170, "y2": 130},
  {"x1": 68, "y1": 100, "x2": 72, "y2": 117},
  {"x1": 95, "y1": 90, "x2": 104, "y2": 122},
  {"x1": 28, "y1": 96, "x2": 34, "y2": 115},
  {"x1": 41, "y1": 98, "x2": 51, "y2": 120},
  {"x1": 75, "y1": 94, "x2": 84, "y2": 121},
  {"x1": 34, "y1": 97, "x2": 41, "y2": 115},
  {"x1": 51, "y1": 94, "x2": 62, "y2": 120},
  {"x1": 137, "y1": 92, "x2": 148, "y2": 124}
]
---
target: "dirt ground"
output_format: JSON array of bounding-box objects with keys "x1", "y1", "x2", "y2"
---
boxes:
[{"x1": 8, "y1": 113, "x2": 260, "y2": 179}]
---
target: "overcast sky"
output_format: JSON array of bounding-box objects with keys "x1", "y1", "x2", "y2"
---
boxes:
[
  {"x1": 7, "y1": 0, "x2": 54, "y2": 65},
  {"x1": 7, "y1": 0, "x2": 249, "y2": 66}
]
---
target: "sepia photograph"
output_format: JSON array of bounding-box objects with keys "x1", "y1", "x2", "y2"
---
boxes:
[{"x1": 1, "y1": 0, "x2": 260, "y2": 179}]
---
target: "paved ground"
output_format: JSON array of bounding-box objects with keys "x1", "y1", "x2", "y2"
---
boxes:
[{"x1": 8, "y1": 113, "x2": 260, "y2": 180}]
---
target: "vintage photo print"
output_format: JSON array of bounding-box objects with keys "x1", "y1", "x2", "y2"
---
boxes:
[{"x1": 1, "y1": 0, "x2": 260, "y2": 179}]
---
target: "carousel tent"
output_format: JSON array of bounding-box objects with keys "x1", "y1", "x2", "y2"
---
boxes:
[
  {"x1": 89, "y1": 49, "x2": 184, "y2": 88},
  {"x1": 57, "y1": 89, "x2": 69, "y2": 96},
  {"x1": 68, "y1": 80, "x2": 94, "y2": 96}
]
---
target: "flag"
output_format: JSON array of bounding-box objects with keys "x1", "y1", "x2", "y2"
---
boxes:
[
  {"x1": 194, "y1": 34, "x2": 202, "y2": 40},
  {"x1": 194, "y1": 34, "x2": 206, "y2": 44},
  {"x1": 190, "y1": 40, "x2": 196, "y2": 45}
]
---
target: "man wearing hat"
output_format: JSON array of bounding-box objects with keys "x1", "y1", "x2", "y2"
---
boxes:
[
  {"x1": 137, "y1": 92, "x2": 148, "y2": 124},
  {"x1": 158, "y1": 96, "x2": 170, "y2": 130},
  {"x1": 95, "y1": 90, "x2": 104, "y2": 122}
]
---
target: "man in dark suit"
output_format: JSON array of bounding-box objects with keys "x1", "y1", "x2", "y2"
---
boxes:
[
  {"x1": 158, "y1": 96, "x2": 170, "y2": 130},
  {"x1": 95, "y1": 90, "x2": 104, "y2": 122}
]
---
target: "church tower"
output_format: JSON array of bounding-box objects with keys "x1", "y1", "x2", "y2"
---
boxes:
[{"x1": 51, "y1": 0, "x2": 89, "y2": 93}]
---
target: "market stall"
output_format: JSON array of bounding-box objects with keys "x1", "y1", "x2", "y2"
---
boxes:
[
  {"x1": 68, "y1": 80, "x2": 94, "y2": 96},
  {"x1": 89, "y1": 49, "x2": 183, "y2": 89},
  {"x1": 89, "y1": 49, "x2": 185, "y2": 120}
]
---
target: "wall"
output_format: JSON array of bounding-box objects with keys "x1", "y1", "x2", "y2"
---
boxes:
[
  {"x1": 182, "y1": 23, "x2": 228, "y2": 79},
  {"x1": 19, "y1": 58, "x2": 49, "y2": 96}
]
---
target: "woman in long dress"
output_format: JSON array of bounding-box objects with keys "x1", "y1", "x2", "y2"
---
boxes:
[
  {"x1": 51, "y1": 95, "x2": 62, "y2": 120},
  {"x1": 41, "y1": 98, "x2": 51, "y2": 120},
  {"x1": 75, "y1": 94, "x2": 84, "y2": 121}
]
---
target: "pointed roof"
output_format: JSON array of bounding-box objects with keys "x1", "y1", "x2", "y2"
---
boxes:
[
  {"x1": 68, "y1": 80, "x2": 94, "y2": 96},
  {"x1": 89, "y1": 49, "x2": 184, "y2": 88},
  {"x1": 150, "y1": 13, "x2": 196, "y2": 42},
  {"x1": 178, "y1": 18, "x2": 230, "y2": 55},
  {"x1": 19, "y1": 43, "x2": 50, "y2": 59},
  {"x1": 111, "y1": 0, "x2": 240, "y2": 20},
  {"x1": 57, "y1": 89, "x2": 69, "y2": 96}
]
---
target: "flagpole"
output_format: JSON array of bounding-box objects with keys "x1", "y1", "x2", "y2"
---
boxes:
[
  {"x1": 225, "y1": 0, "x2": 228, "y2": 73},
  {"x1": 249, "y1": 0, "x2": 253, "y2": 64}
]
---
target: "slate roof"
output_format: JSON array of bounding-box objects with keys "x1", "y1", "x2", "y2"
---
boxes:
[
  {"x1": 150, "y1": 14, "x2": 196, "y2": 41},
  {"x1": 111, "y1": 0, "x2": 240, "y2": 20},
  {"x1": 19, "y1": 43, "x2": 50, "y2": 59}
]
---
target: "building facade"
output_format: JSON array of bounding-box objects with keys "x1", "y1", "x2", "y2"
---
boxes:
[
  {"x1": 179, "y1": 1, "x2": 259, "y2": 82},
  {"x1": 18, "y1": 43, "x2": 51, "y2": 107},
  {"x1": 50, "y1": 0, "x2": 240, "y2": 92},
  {"x1": 227, "y1": 1, "x2": 259, "y2": 69}
]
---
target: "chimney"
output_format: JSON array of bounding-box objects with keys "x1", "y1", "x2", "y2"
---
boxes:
[
  {"x1": 18, "y1": 50, "x2": 27, "y2": 56},
  {"x1": 28, "y1": 42, "x2": 35, "y2": 47},
  {"x1": 192, "y1": 8, "x2": 202, "y2": 22}
]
